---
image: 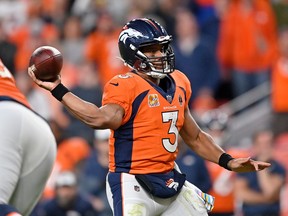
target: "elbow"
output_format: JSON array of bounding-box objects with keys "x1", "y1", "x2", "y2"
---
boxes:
[
  {"x1": 81, "y1": 114, "x2": 107, "y2": 129},
  {"x1": 83, "y1": 119, "x2": 102, "y2": 129},
  {"x1": 85, "y1": 115, "x2": 121, "y2": 130}
]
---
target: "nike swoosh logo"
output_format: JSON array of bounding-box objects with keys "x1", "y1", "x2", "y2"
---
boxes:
[{"x1": 110, "y1": 82, "x2": 119, "y2": 86}]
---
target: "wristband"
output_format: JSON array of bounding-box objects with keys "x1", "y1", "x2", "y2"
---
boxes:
[
  {"x1": 219, "y1": 153, "x2": 234, "y2": 171},
  {"x1": 51, "y1": 83, "x2": 69, "y2": 101}
]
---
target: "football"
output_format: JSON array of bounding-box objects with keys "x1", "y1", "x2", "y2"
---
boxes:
[{"x1": 29, "y1": 46, "x2": 63, "y2": 81}]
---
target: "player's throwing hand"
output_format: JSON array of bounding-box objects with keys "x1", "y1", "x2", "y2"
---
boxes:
[{"x1": 28, "y1": 67, "x2": 61, "y2": 91}]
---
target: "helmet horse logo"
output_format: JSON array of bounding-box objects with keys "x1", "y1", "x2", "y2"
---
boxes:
[{"x1": 119, "y1": 28, "x2": 147, "y2": 44}]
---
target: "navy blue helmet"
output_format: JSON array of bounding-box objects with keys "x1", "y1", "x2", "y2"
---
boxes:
[{"x1": 118, "y1": 18, "x2": 175, "y2": 79}]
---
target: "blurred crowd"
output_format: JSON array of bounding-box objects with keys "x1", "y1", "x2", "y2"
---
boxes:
[{"x1": 1, "y1": 0, "x2": 288, "y2": 215}]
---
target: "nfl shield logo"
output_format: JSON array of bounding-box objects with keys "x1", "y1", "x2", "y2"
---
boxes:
[
  {"x1": 134, "y1": 185, "x2": 140, "y2": 192},
  {"x1": 166, "y1": 95, "x2": 172, "y2": 103}
]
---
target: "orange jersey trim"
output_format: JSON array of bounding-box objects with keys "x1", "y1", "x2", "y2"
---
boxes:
[{"x1": 0, "y1": 60, "x2": 30, "y2": 108}]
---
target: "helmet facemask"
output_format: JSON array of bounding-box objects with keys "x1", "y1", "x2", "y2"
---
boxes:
[{"x1": 134, "y1": 41, "x2": 175, "y2": 79}]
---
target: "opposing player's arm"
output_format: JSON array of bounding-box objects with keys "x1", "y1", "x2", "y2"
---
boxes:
[{"x1": 62, "y1": 92, "x2": 124, "y2": 130}]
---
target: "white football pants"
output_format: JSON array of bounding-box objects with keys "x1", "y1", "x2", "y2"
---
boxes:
[
  {"x1": 0, "y1": 101, "x2": 57, "y2": 216},
  {"x1": 106, "y1": 172, "x2": 209, "y2": 216}
]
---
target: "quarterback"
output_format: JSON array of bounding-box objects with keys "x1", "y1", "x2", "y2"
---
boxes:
[{"x1": 28, "y1": 18, "x2": 270, "y2": 216}]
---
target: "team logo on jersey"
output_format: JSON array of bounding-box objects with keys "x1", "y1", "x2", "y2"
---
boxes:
[
  {"x1": 148, "y1": 94, "x2": 160, "y2": 107},
  {"x1": 118, "y1": 74, "x2": 132, "y2": 79},
  {"x1": 178, "y1": 95, "x2": 183, "y2": 106},
  {"x1": 166, "y1": 178, "x2": 179, "y2": 191}
]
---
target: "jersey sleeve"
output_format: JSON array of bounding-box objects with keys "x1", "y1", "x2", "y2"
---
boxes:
[
  {"x1": 102, "y1": 75, "x2": 133, "y2": 124},
  {"x1": 173, "y1": 70, "x2": 192, "y2": 109},
  {"x1": 182, "y1": 73, "x2": 192, "y2": 109}
]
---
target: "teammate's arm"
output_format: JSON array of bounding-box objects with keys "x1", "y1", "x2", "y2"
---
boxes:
[
  {"x1": 28, "y1": 69, "x2": 124, "y2": 130},
  {"x1": 180, "y1": 108, "x2": 271, "y2": 172}
]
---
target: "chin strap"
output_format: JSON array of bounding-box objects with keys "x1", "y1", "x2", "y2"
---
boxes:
[{"x1": 146, "y1": 71, "x2": 167, "y2": 79}]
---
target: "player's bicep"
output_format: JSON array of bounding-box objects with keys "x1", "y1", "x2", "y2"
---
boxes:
[{"x1": 99, "y1": 103, "x2": 125, "y2": 130}]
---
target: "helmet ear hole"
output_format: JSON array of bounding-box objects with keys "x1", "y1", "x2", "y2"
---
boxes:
[
  {"x1": 140, "y1": 62, "x2": 147, "y2": 69},
  {"x1": 134, "y1": 59, "x2": 150, "y2": 72}
]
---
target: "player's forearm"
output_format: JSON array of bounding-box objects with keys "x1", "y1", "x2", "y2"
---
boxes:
[
  {"x1": 180, "y1": 109, "x2": 225, "y2": 164},
  {"x1": 190, "y1": 130, "x2": 225, "y2": 164},
  {"x1": 61, "y1": 92, "x2": 106, "y2": 128}
]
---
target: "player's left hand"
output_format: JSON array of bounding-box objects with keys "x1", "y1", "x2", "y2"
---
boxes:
[{"x1": 228, "y1": 157, "x2": 271, "y2": 172}]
